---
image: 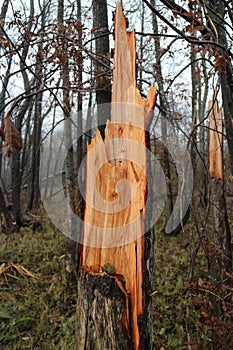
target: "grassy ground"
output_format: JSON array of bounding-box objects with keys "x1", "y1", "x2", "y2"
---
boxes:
[
  {"x1": 0, "y1": 210, "x2": 232, "y2": 349},
  {"x1": 153, "y1": 220, "x2": 207, "y2": 349},
  {"x1": 0, "y1": 216, "x2": 76, "y2": 350},
  {"x1": 153, "y1": 215, "x2": 233, "y2": 350}
]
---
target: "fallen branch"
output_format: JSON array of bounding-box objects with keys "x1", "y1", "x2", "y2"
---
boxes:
[{"x1": 0, "y1": 261, "x2": 52, "y2": 284}]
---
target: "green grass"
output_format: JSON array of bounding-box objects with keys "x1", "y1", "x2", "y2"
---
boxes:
[
  {"x1": 153, "y1": 224, "x2": 205, "y2": 349},
  {"x1": 0, "y1": 219, "x2": 76, "y2": 350}
]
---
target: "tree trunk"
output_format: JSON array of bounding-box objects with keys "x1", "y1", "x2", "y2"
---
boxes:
[
  {"x1": 208, "y1": 92, "x2": 232, "y2": 284},
  {"x1": 75, "y1": 3, "x2": 156, "y2": 349},
  {"x1": 93, "y1": 0, "x2": 111, "y2": 138},
  {"x1": 27, "y1": 75, "x2": 43, "y2": 210},
  {"x1": 11, "y1": 0, "x2": 34, "y2": 222},
  {"x1": 57, "y1": 0, "x2": 77, "y2": 283},
  {"x1": 150, "y1": 0, "x2": 174, "y2": 235},
  {"x1": 76, "y1": 270, "x2": 132, "y2": 349},
  {"x1": 0, "y1": 175, "x2": 15, "y2": 233},
  {"x1": 198, "y1": 58, "x2": 208, "y2": 206},
  {"x1": 74, "y1": 0, "x2": 83, "y2": 261},
  {"x1": 205, "y1": 0, "x2": 233, "y2": 172},
  {"x1": 11, "y1": 96, "x2": 32, "y2": 225}
]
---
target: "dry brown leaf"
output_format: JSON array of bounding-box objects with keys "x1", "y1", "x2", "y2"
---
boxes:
[{"x1": 1, "y1": 115, "x2": 22, "y2": 158}]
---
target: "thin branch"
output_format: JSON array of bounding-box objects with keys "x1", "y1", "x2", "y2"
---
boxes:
[
  {"x1": 84, "y1": 32, "x2": 111, "y2": 46},
  {"x1": 135, "y1": 31, "x2": 179, "y2": 38},
  {"x1": 202, "y1": 1, "x2": 233, "y2": 31},
  {"x1": 58, "y1": 34, "x2": 112, "y2": 70},
  {"x1": 142, "y1": 0, "x2": 233, "y2": 58},
  {"x1": 165, "y1": 57, "x2": 214, "y2": 93},
  {"x1": 159, "y1": 0, "x2": 210, "y2": 37}
]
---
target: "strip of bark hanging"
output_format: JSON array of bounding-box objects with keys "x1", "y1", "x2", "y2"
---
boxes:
[
  {"x1": 76, "y1": 2, "x2": 156, "y2": 350},
  {"x1": 208, "y1": 91, "x2": 223, "y2": 181},
  {"x1": 0, "y1": 114, "x2": 22, "y2": 158}
]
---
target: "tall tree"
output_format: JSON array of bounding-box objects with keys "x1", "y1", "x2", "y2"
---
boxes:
[
  {"x1": 11, "y1": 0, "x2": 35, "y2": 224},
  {"x1": 207, "y1": 0, "x2": 233, "y2": 173},
  {"x1": 93, "y1": 0, "x2": 111, "y2": 138},
  {"x1": 57, "y1": 0, "x2": 78, "y2": 282},
  {"x1": 0, "y1": 0, "x2": 11, "y2": 172},
  {"x1": 150, "y1": 0, "x2": 174, "y2": 235},
  {"x1": 27, "y1": 45, "x2": 44, "y2": 209}
]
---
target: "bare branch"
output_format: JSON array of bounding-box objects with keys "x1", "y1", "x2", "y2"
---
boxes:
[
  {"x1": 160, "y1": 0, "x2": 211, "y2": 37},
  {"x1": 142, "y1": 0, "x2": 233, "y2": 58}
]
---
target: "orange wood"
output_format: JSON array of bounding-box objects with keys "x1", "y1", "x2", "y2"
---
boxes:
[{"x1": 81, "y1": 3, "x2": 156, "y2": 349}]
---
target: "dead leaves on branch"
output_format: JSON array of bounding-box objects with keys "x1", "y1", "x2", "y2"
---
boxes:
[{"x1": 0, "y1": 115, "x2": 22, "y2": 158}]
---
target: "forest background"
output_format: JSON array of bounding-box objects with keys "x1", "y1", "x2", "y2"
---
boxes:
[{"x1": 0, "y1": 0, "x2": 233, "y2": 349}]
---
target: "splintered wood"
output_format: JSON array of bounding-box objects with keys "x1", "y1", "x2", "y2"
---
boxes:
[
  {"x1": 79, "y1": 2, "x2": 156, "y2": 349},
  {"x1": 209, "y1": 92, "x2": 223, "y2": 181}
]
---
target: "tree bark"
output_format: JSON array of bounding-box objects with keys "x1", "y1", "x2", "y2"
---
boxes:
[
  {"x1": 11, "y1": 96, "x2": 32, "y2": 225},
  {"x1": 93, "y1": 0, "x2": 111, "y2": 138},
  {"x1": 0, "y1": 175, "x2": 15, "y2": 233},
  {"x1": 208, "y1": 93, "x2": 232, "y2": 284},
  {"x1": 57, "y1": 0, "x2": 78, "y2": 283},
  {"x1": 10, "y1": 0, "x2": 35, "y2": 222},
  {"x1": 150, "y1": 0, "x2": 174, "y2": 235},
  {"x1": 27, "y1": 63, "x2": 43, "y2": 210},
  {"x1": 76, "y1": 270, "x2": 132, "y2": 349},
  {"x1": 205, "y1": 0, "x2": 233, "y2": 173}
]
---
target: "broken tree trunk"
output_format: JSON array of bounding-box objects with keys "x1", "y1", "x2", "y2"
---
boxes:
[{"x1": 75, "y1": 2, "x2": 156, "y2": 349}]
